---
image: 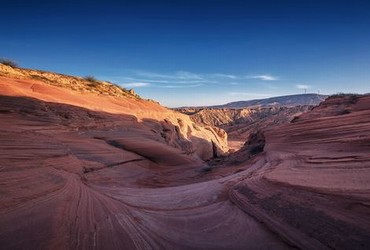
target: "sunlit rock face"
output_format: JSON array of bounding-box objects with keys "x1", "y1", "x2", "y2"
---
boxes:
[
  {"x1": 0, "y1": 64, "x2": 229, "y2": 160},
  {"x1": 0, "y1": 66, "x2": 287, "y2": 250},
  {"x1": 177, "y1": 105, "x2": 313, "y2": 151}
]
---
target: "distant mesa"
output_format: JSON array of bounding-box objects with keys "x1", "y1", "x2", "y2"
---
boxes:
[
  {"x1": 177, "y1": 93, "x2": 328, "y2": 109},
  {"x1": 215, "y1": 93, "x2": 328, "y2": 108}
]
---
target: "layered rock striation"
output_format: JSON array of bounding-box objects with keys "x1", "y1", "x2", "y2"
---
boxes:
[{"x1": 1, "y1": 64, "x2": 369, "y2": 249}]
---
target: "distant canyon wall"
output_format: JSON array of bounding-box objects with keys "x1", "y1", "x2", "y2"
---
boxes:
[{"x1": 176, "y1": 106, "x2": 312, "y2": 150}]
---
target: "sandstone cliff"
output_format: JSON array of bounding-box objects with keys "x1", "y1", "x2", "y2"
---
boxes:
[
  {"x1": 1, "y1": 64, "x2": 369, "y2": 249},
  {"x1": 227, "y1": 94, "x2": 370, "y2": 249},
  {"x1": 0, "y1": 64, "x2": 228, "y2": 160},
  {"x1": 177, "y1": 106, "x2": 311, "y2": 150}
]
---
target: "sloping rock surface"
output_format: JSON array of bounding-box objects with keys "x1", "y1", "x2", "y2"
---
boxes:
[
  {"x1": 177, "y1": 106, "x2": 311, "y2": 150},
  {"x1": 229, "y1": 94, "x2": 370, "y2": 249},
  {"x1": 0, "y1": 66, "x2": 290, "y2": 249},
  {"x1": 1, "y1": 65, "x2": 369, "y2": 249}
]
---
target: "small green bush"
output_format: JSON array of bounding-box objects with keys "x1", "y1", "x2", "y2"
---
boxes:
[{"x1": 0, "y1": 58, "x2": 18, "y2": 68}]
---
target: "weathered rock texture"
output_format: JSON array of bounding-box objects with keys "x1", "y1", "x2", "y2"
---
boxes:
[
  {"x1": 0, "y1": 64, "x2": 228, "y2": 160},
  {"x1": 177, "y1": 106, "x2": 312, "y2": 150},
  {"x1": 0, "y1": 65, "x2": 289, "y2": 249},
  {"x1": 229, "y1": 94, "x2": 370, "y2": 249},
  {"x1": 1, "y1": 64, "x2": 369, "y2": 250}
]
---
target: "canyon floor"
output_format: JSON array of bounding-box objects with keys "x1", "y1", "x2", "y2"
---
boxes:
[{"x1": 1, "y1": 66, "x2": 370, "y2": 249}]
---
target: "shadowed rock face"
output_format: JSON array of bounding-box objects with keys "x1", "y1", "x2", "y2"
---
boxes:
[
  {"x1": 177, "y1": 106, "x2": 312, "y2": 151},
  {"x1": 1, "y1": 66, "x2": 370, "y2": 249},
  {"x1": 229, "y1": 94, "x2": 370, "y2": 249},
  {"x1": 0, "y1": 68, "x2": 287, "y2": 249},
  {"x1": 0, "y1": 95, "x2": 287, "y2": 249}
]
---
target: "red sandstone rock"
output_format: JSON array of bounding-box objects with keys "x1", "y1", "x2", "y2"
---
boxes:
[{"x1": 1, "y1": 65, "x2": 370, "y2": 249}]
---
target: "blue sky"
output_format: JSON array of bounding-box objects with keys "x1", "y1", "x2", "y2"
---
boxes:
[{"x1": 1, "y1": 0, "x2": 370, "y2": 107}]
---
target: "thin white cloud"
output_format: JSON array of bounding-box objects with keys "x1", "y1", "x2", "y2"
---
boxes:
[
  {"x1": 120, "y1": 82, "x2": 150, "y2": 88},
  {"x1": 135, "y1": 70, "x2": 203, "y2": 80},
  {"x1": 134, "y1": 70, "x2": 239, "y2": 81},
  {"x1": 210, "y1": 73, "x2": 237, "y2": 79},
  {"x1": 102, "y1": 76, "x2": 208, "y2": 85},
  {"x1": 102, "y1": 71, "x2": 282, "y2": 89},
  {"x1": 134, "y1": 71, "x2": 172, "y2": 79},
  {"x1": 296, "y1": 84, "x2": 311, "y2": 89},
  {"x1": 248, "y1": 75, "x2": 279, "y2": 81},
  {"x1": 113, "y1": 76, "x2": 171, "y2": 83},
  {"x1": 119, "y1": 77, "x2": 206, "y2": 84},
  {"x1": 175, "y1": 71, "x2": 203, "y2": 80},
  {"x1": 158, "y1": 84, "x2": 203, "y2": 88}
]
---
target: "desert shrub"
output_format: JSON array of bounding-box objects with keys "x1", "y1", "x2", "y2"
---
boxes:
[
  {"x1": 348, "y1": 95, "x2": 359, "y2": 104},
  {"x1": 30, "y1": 74, "x2": 50, "y2": 82},
  {"x1": 87, "y1": 82, "x2": 101, "y2": 87},
  {"x1": 84, "y1": 75, "x2": 98, "y2": 82},
  {"x1": 112, "y1": 83, "x2": 127, "y2": 92},
  {"x1": 329, "y1": 92, "x2": 358, "y2": 98},
  {"x1": 330, "y1": 92, "x2": 345, "y2": 97},
  {"x1": 0, "y1": 58, "x2": 18, "y2": 68},
  {"x1": 328, "y1": 93, "x2": 359, "y2": 104},
  {"x1": 84, "y1": 75, "x2": 101, "y2": 87}
]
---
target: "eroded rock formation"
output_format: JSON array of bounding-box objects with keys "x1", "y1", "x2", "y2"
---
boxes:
[
  {"x1": 1, "y1": 65, "x2": 369, "y2": 249},
  {"x1": 0, "y1": 64, "x2": 228, "y2": 160},
  {"x1": 177, "y1": 106, "x2": 312, "y2": 150},
  {"x1": 228, "y1": 94, "x2": 370, "y2": 249}
]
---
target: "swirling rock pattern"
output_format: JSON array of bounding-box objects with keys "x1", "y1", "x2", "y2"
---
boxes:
[
  {"x1": 0, "y1": 72, "x2": 286, "y2": 249},
  {"x1": 1, "y1": 68, "x2": 370, "y2": 249},
  {"x1": 0, "y1": 95, "x2": 287, "y2": 249},
  {"x1": 230, "y1": 94, "x2": 370, "y2": 249}
]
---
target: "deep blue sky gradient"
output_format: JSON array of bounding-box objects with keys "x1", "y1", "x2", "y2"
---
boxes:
[{"x1": 1, "y1": 0, "x2": 370, "y2": 106}]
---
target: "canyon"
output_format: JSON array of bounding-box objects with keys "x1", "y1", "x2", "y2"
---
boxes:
[
  {"x1": 176, "y1": 105, "x2": 313, "y2": 151},
  {"x1": 1, "y1": 64, "x2": 370, "y2": 249}
]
